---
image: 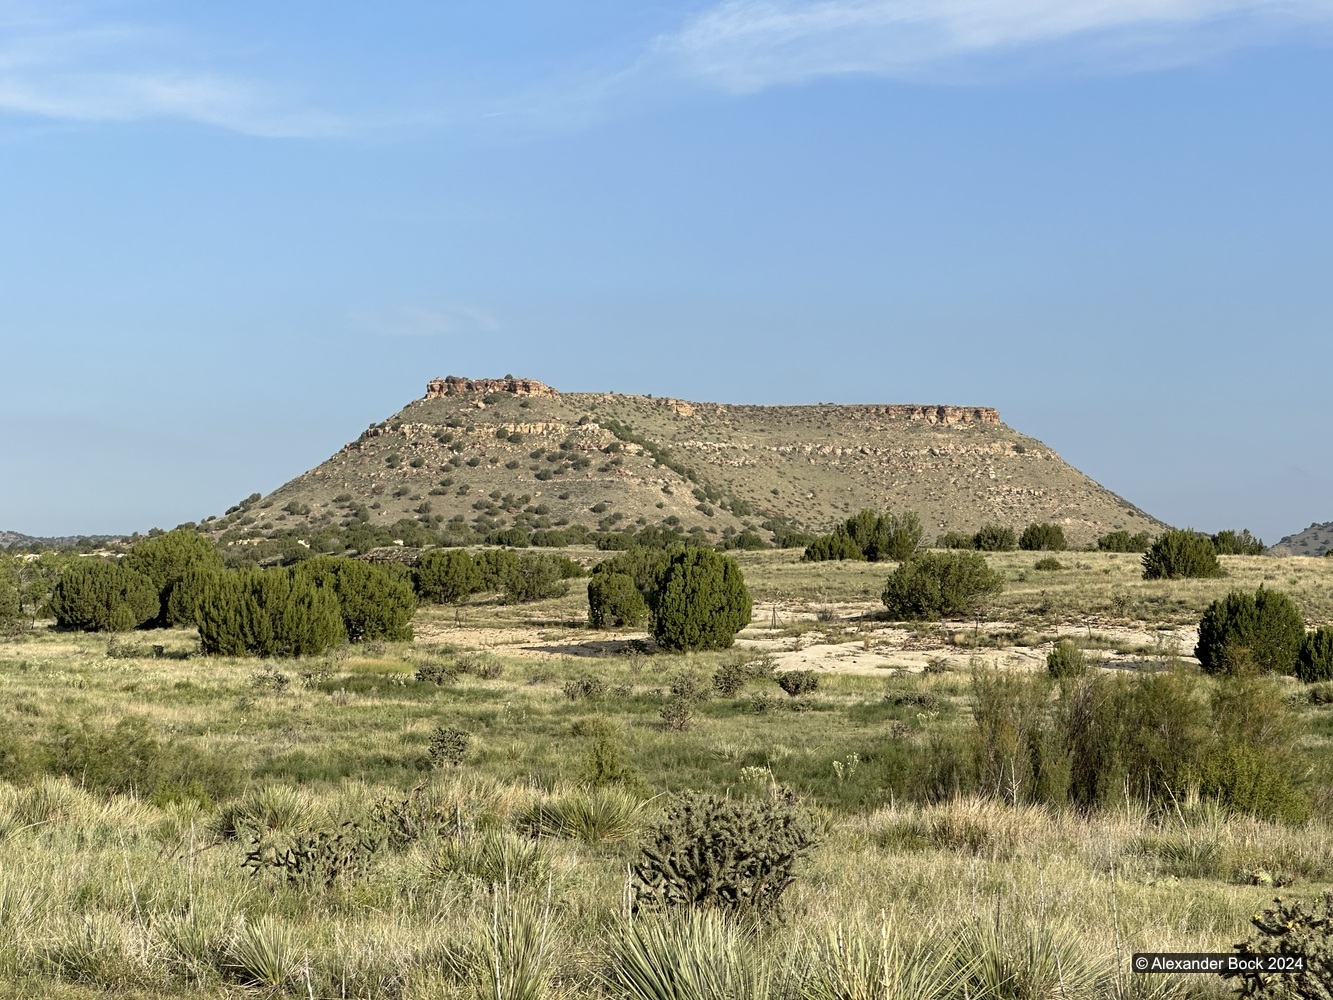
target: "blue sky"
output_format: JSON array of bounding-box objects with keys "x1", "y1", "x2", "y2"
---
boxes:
[{"x1": 2, "y1": 0, "x2": 1331, "y2": 542}]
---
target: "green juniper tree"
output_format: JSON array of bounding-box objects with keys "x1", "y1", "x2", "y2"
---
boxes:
[
  {"x1": 652, "y1": 549, "x2": 751, "y2": 651},
  {"x1": 1195, "y1": 588, "x2": 1305, "y2": 675},
  {"x1": 587, "y1": 572, "x2": 648, "y2": 629},
  {"x1": 293, "y1": 556, "x2": 416, "y2": 642},
  {"x1": 196, "y1": 568, "x2": 346, "y2": 657},
  {"x1": 1143, "y1": 528, "x2": 1224, "y2": 580},
  {"x1": 50, "y1": 560, "x2": 159, "y2": 632},
  {"x1": 1019, "y1": 523, "x2": 1067, "y2": 552},
  {"x1": 881, "y1": 551, "x2": 1004, "y2": 620},
  {"x1": 123, "y1": 528, "x2": 226, "y2": 626},
  {"x1": 414, "y1": 549, "x2": 481, "y2": 607}
]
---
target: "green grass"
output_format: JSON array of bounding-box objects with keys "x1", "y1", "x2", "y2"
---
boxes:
[{"x1": 4, "y1": 551, "x2": 1333, "y2": 997}]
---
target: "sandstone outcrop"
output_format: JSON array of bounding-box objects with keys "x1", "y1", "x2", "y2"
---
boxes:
[
  {"x1": 425, "y1": 376, "x2": 558, "y2": 399},
  {"x1": 866, "y1": 405, "x2": 1000, "y2": 425}
]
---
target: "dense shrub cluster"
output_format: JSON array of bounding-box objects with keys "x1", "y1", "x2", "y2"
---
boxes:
[
  {"x1": 935, "y1": 524, "x2": 1016, "y2": 551},
  {"x1": 586, "y1": 546, "x2": 751, "y2": 649},
  {"x1": 122, "y1": 528, "x2": 226, "y2": 626},
  {"x1": 1211, "y1": 528, "x2": 1265, "y2": 555},
  {"x1": 197, "y1": 568, "x2": 346, "y2": 657},
  {"x1": 293, "y1": 556, "x2": 416, "y2": 642},
  {"x1": 880, "y1": 551, "x2": 1004, "y2": 620},
  {"x1": 963, "y1": 667, "x2": 1308, "y2": 820},
  {"x1": 936, "y1": 531, "x2": 975, "y2": 550},
  {"x1": 586, "y1": 573, "x2": 648, "y2": 628},
  {"x1": 48, "y1": 530, "x2": 228, "y2": 633},
  {"x1": 1195, "y1": 588, "x2": 1305, "y2": 675},
  {"x1": 1096, "y1": 530, "x2": 1151, "y2": 552},
  {"x1": 802, "y1": 532, "x2": 863, "y2": 561},
  {"x1": 804, "y1": 509, "x2": 921, "y2": 563},
  {"x1": 1142, "y1": 529, "x2": 1224, "y2": 580},
  {"x1": 504, "y1": 552, "x2": 583, "y2": 603},
  {"x1": 51, "y1": 560, "x2": 159, "y2": 632},
  {"x1": 412, "y1": 549, "x2": 582, "y2": 608},
  {"x1": 414, "y1": 549, "x2": 481, "y2": 605},
  {"x1": 973, "y1": 524, "x2": 1018, "y2": 552},
  {"x1": 0, "y1": 577, "x2": 21, "y2": 635},
  {"x1": 1299, "y1": 627, "x2": 1333, "y2": 683},
  {"x1": 589, "y1": 547, "x2": 674, "y2": 611},
  {"x1": 1018, "y1": 523, "x2": 1067, "y2": 552}
]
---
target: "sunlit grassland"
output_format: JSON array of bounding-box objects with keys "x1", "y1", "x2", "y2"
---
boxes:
[
  {"x1": 1, "y1": 549, "x2": 1332, "y2": 997},
  {"x1": 734, "y1": 549, "x2": 1333, "y2": 627}
]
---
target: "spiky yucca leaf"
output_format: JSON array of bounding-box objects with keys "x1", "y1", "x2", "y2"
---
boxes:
[
  {"x1": 803, "y1": 920, "x2": 966, "y2": 1000},
  {"x1": 604, "y1": 911, "x2": 767, "y2": 1000},
  {"x1": 434, "y1": 828, "x2": 552, "y2": 886},
  {"x1": 953, "y1": 915, "x2": 1111, "y2": 1000},
  {"x1": 155, "y1": 907, "x2": 231, "y2": 981},
  {"x1": 214, "y1": 784, "x2": 322, "y2": 840},
  {"x1": 520, "y1": 787, "x2": 643, "y2": 845},
  {"x1": 39, "y1": 914, "x2": 130, "y2": 984},
  {"x1": 479, "y1": 885, "x2": 559, "y2": 1000},
  {"x1": 225, "y1": 915, "x2": 303, "y2": 989}
]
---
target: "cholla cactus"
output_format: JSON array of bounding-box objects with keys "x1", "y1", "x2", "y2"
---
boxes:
[{"x1": 630, "y1": 791, "x2": 817, "y2": 918}]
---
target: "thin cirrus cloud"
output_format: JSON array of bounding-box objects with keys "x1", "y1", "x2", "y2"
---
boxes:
[
  {"x1": 649, "y1": 0, "x2": 1333, "y2": 91},
  {"x1": 0, "y1": 5, "x2": 343, "y2": 137},
  {"x1": 4, "y1": 1, "x2": 1333, "y2": 139}
]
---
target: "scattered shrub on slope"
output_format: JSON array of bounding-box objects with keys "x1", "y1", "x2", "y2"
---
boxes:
[
  {"x1": 1019, "y1": 523, "x2": 1067, "y2": 552},
  {"x1": 1195, "y1": 588, "x2": 1305, "y2": 676},
  {"x1": 1143, "y1": 528, "x2": 1224, "y2": 580},
  {"x1": 881, "y1": 552, "x2": 1004, "y2": 620}
]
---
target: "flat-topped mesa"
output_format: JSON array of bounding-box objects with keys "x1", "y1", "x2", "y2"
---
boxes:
[
  {"x1": 425, "y1": 376, "x2": 559, "y2": 399},
  {"x1": 869, "y1": 405, "x2": 1000, "y2": 426}
]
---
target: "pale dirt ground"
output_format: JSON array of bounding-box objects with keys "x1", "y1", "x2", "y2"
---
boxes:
[{"x1": 414, "y1": 601, "x2": 1200, "y2": 676}]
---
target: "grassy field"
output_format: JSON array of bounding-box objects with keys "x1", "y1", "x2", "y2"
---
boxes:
[{"x1": 1, "y1": 549, "x2": 1331, "y2": 998}]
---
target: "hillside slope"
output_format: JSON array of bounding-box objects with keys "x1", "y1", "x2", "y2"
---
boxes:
[
  {"x1": 204, "y1": 376, "x2": 1163, "y2": 549},
  {"x1": 1269, "y1": 522, "x2": 1333, "y2": 557}
]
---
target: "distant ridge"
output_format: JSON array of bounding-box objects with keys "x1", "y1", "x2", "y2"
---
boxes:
[
  {"x1": 0, "y1": 530, "x2": 124, "y2": 550},
  {"x1": 1268, "y1": 522, "x2": 1333, "y2": 557},
  {"x1": 201, "y1": 376, "x2": 1164, "y2": 548}
]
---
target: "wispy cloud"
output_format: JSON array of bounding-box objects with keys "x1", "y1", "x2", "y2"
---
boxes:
[
  {"x1": 0, "y1": 2, "x2": 342, "y2": 137},
  {"x1": 353, "y1": 305, "x2": 501, "y2": 339},
  {"x1": 651, "y1": 0, "x2": 1333, "y2": 91},
  {"x1": 4, "y1": 0, "x2": 1333, "y2": 140}
]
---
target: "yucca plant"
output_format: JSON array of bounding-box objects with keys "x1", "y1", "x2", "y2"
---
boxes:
[
  {"x1": 952, "y1": 912, "x2": 1111, "y2": 1000},
  {"x1": 155, "y1": 905, "x2": 231, "y2": 984},
  {"x1": 520, "y1": 788, "x2": 644, "y2": 845},
  {"x1": 39, "y1": 914, "x2": 131, "y2": 985},
  {"x1": 802, "y1": 920, "x2": 966, "y2": 1000},
  {"x1": 433, "y1": 828, "x2": 552, "y2": 886},
  {"x1": 223, "y1": 915, "x2": 304, "y2": 990},
  {"x1": 214, "y1": 784, "x2": 321, "y2": 840},
  {"x1": 603, "y1": 910, "x2": 767, "y2": 1000},
  {"x1": 479, "y1": 883, "x2": 560, "y2": 1000}
]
